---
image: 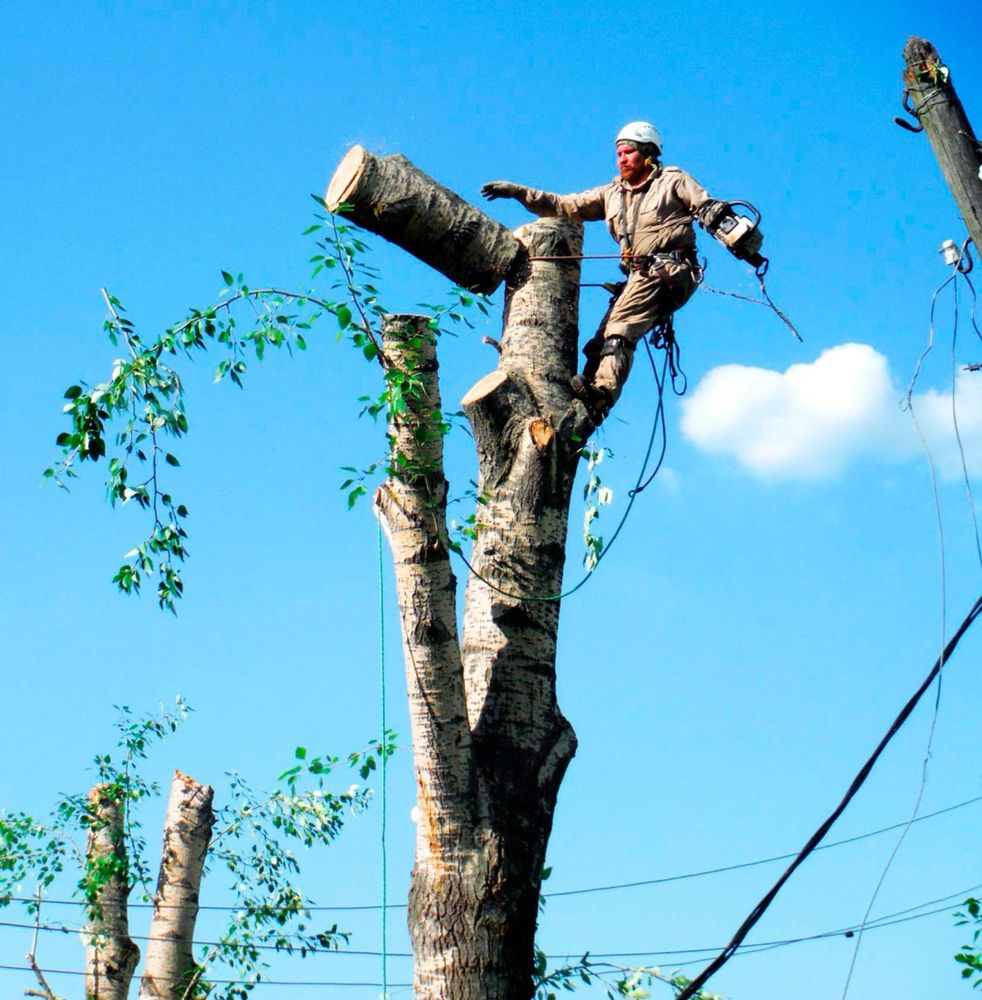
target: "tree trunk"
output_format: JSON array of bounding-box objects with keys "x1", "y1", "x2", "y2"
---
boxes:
[
  {"x1": 376, "y1": 219, "x2": 592, "y2": 999},
  {"x1": 903, "y1": 37, "x2": 982, "y2": 251},
  {"x1": 326, "y1": 146, "x2": 525, "y2": 295},
  {"x1": 139, "y1": 771, "x2": 215, "y2": 1000},
  {"x1": 83, "y1": 785, "x2": 140, "y2": 1000}
]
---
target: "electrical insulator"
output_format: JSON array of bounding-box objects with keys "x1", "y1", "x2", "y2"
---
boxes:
[{"x1": 940, "y1": 239, "x2": 961, "y2": 266}]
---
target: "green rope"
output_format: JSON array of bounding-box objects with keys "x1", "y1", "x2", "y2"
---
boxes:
[{"x1": 377, "y1": 518, "x2": 389, "y2": 997}]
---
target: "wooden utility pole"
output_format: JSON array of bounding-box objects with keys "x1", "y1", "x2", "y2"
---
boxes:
[{"x1": 902, "y1": 37, "x2": 982, "y2": 252}]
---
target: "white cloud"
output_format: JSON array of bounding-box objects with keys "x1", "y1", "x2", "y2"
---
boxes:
[{"x1": 680, "y1": 343, "x2": 982, "y2": 482}]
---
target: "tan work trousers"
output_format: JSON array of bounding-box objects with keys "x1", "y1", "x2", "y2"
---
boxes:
[{"x1": 592, "y1": 259, "x2": 699, "y2": 402}]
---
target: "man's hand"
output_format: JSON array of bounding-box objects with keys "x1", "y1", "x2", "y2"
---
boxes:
[{"x1": 481, "y1": 181, "x2": 524, "y2": 201}]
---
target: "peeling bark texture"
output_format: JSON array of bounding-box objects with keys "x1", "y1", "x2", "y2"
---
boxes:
[
  {"x1": 139, "y1": 771, "x2": 215, "y2": 1000},
  {"x1": 326, "y1": 146, "x2": 525, "y2": 295},
  {"x1": 903, "y1": 37, "x2": 982, "y2": 252},
  {"x1": 378, "y1": 220, "x2": 590, "y2": 999},
  {"x1": 83, "y1": 784, "x2": 139, "y2": 1000}
]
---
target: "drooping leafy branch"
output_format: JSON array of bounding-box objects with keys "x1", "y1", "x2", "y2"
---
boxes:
[{"x1": 46, "y1": 202, "x2": 491, "y2": 612}]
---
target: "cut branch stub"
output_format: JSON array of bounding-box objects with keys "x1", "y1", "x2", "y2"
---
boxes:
[
  {"x1": 83, "y1": 785, "x2": 140, "y2": 1000},
  {"x1": 139, "y1": 771, "x2": 215, "y2": 1000},
  {"x1": 326, "y1": 145, "x2": 525, "y2": 294}
]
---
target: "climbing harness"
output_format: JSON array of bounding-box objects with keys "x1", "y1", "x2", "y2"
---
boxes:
[{"x1": 455, "y1": 210, "x2": 800, "y2": 601}]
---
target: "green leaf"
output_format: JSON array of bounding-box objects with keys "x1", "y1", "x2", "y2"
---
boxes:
[
  {"x1": 64, "y1": 385, "x2": 83, "y2": 400},
  {"x1": 222, "y1": 270, "x2": 234, "y2": 287},
  {"x1": 336, "y1": 305, "x2": 352, "y2": 330},
  {"x1": 164, "y1": 454, "x2": 180, "y2": 467}
]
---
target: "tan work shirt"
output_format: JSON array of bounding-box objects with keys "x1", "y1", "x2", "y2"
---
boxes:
[{"x1": 516, "y1": 166, "x2": 721, "y2": 256}]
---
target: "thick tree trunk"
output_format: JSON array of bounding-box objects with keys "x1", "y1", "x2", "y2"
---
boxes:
[
  {"x1": 326, "y1": 146, "x2": 525, "y2": 295},
  {"x1": 139, "y1": 771, "x2": 215, "y2": 1000},
  {"x1": 376, "y1": 219, "x2": 591, "y2": 999},
  {"x1": 83, "y1": 785, "x2": 140, "y2": 1000}
]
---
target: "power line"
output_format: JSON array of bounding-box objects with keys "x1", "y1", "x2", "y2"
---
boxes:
[
  {"x1": 3, "y1": 883, "x2": 978, "y2": 987},
  {"x1": 0, "y1": 964, "x2": 413, "y2": 989},
  {"x1": 840, "y1": 263, "x2": 957, "y2": 1000},
  {"x1": 675, "y1": 591, "x2": 982, "y2": 1000},
  {"x1": 577, "y1": 882, "x2": 982, "y2": 961},
  {"x1": 543, "y1": 792, "x2": 982, "y2": 899},
  {"x1": 6, "y1": 882, "x2": 979, "y2": 961},
  {"x1": 8, "y1": 793, "x2": 981, "y2": 914}
]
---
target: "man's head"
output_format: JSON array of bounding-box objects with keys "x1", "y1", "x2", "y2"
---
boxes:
[{"x1": 615, "y1": 121, "x2": 662, "y2": 184}]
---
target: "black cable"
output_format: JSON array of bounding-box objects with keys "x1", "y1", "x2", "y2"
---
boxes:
[
  {"x1": 544, "y1": 792, "x2": 982, "y2": 899},
  {"x1": 575, "y1": 882, "x2": 982, "y2": 961},
  {"x1": 675, "y1": 592, "x2": 982, "y2": 1000},
  {"x1": 5, "y1": 883, "x2": 979, "y2": 976},
  {"x1": 0, "y1": 963, "x2": 413, "y2": 989}
]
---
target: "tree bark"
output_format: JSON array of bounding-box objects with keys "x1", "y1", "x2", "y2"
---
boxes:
[
  {"x1": 376, "y1": 219, "x2": 592, "y2": 999},
  {"x1": 326, "y1": 146, "x2": 525, "y2": 295},
  {"x1": 903, "y1": 37, "x2": 982, "y2": 251},
  {"x1": 139, "y1": 771, "x2": 215, "y2": 1000},
  {"x1": 82, "y1": 784, "x2": 140, "y2": 1000}
]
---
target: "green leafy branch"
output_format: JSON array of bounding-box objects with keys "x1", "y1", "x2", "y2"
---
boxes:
[
  {"x1": 581, "y1": 442, "x2": 615, "y2": 571},
  {"x1": 276, "y1": 728, "x2": 398, "y2": 788},
  {"x1": 447, "y1": 481, "x2": 493, "y2": 553},
  {"x1": 45, "y1": 205, "x2": 389, "y2": 612},
  {"x1": 956, "y1": 896, "x2": 982, "y2": 987},
  {"x1": 534, "y1": 951, "x2": 724, "y2": 1000}
]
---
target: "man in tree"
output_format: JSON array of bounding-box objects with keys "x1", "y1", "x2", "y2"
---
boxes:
[{"x1": 482, "y1": 120, "x2": 757, "y2": 421}]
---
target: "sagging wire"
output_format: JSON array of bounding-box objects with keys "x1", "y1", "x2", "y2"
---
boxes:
[
  {"x1": 946, "y1": 242, "x2": 982, "y2": 573},
  {"x1": 674, "y1": 591, "x2": 982, "y2": 1000},
  {"x1": 7, "y1": 882, "x2": 981, "y2": 968},
  {"x1": 842, "y1": 237, "x2": 981, "y2": 999},
  {"x1": 9, "y1": 792, "x2": 982, "y2": 916},
  {"x1": 839, "y1": 264, "x2": 955, "y2": 998},
  {"x1": 842, "y1": 238, "x2": 982, "y2": 998},
  {"x1": 753, "y1": 260, "x2": 802, "y2": 342},
  {"x1": 5, "y1": 884, "x2": 981, "y2": 992}
]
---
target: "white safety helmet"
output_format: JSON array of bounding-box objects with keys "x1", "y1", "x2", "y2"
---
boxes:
[{"x1": 615, "y1": 121, "x2": 662, "y2": 155}]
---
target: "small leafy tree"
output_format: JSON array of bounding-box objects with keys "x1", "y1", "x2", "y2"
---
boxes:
[{"x1": 0, "y1": 699, "x2": 393, "y2": 999}]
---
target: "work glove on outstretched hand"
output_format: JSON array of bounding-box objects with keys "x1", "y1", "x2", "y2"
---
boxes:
[{"x1": 481, "y1": 181, "x2": 526, "y2": 201}]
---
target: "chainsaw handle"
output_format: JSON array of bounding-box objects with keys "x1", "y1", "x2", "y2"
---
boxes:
[{"x1": 727, "y1": 199, "x2": 761, "y2": 229}]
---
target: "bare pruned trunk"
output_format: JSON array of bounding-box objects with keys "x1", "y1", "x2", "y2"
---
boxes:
[
  {"x1": 83, "y1": 785, "x2": 139, "y2": 1000},
  {"x1": 376, "y1": 219, "x2": 591, "y2": 999},
  {"x1": 139, "y1": 771, "x2": 215, "y2": 1000},
  {"x1": 326, "y1": 146, "x2": 525, "y2": 294}
]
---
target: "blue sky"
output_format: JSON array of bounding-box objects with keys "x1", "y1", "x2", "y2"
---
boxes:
[{"x1": 3, "y1": 2, "x2": 982, "y2": 997}]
